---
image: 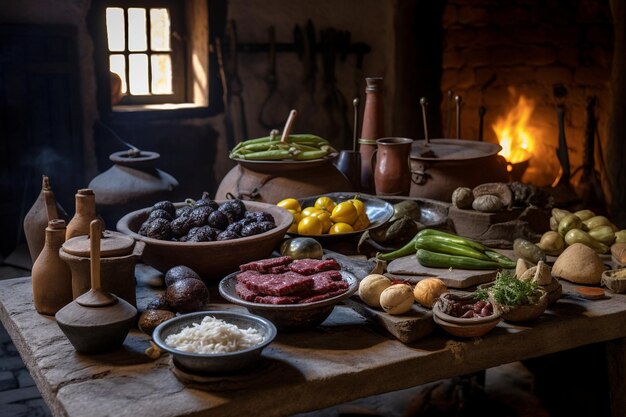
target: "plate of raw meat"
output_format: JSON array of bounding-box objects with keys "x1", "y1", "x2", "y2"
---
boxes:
[{"x1": 218, "y1": 256, "x2": 358, "y2": 330}]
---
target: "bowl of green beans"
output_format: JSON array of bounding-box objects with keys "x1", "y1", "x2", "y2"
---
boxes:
[{"x1": 230, "y1": 134, "x2": 338, "y2": 173}]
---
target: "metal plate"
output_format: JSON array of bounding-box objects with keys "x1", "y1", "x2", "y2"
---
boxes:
[
  {"x1": 411, "y1": 138, "x2": 501, "y2": 161},
  {"x1": 291, "y1": 192, "x2": 394, "y2": 240},
  {"x1": 231, "y1": 152, "x2": 338, "y2": 174}
]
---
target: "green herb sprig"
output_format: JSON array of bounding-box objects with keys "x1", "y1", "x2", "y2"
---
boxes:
[{"x1": 474, "y1": 270, "x2": 542, "y2": 307}]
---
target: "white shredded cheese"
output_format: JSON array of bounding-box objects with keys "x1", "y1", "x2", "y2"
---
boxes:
[{"x1": 165, "y1": 316, "x2": 264, "y2": 354}]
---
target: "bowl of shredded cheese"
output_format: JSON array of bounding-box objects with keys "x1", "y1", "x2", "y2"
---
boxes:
[{"x1": 152, "y1": 311, "x2": 277, "y2": 374}]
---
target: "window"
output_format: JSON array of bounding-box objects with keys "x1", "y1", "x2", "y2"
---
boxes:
[
  {"x1": 104, "y1": 1, "x2": 184, "y2": 104},
  {"x1": 90, "y1": 0, "x2": 223, "y2": 119}
]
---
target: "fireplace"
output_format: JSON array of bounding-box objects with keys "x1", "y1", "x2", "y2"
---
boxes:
[{"x1": 438, "y1": 0, "x2": 613, "y2": 193}]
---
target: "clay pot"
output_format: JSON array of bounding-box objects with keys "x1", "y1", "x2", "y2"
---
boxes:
[
  {"x1": 215, "y1": 162, "x2": 353, "y2": 204},
  {"x1": 31, "y1": 219, "x2": 73, "y2": 315},
  {"x1": 55, "y1": 220, "x2": 137, "y2": 354},
  {"x1": 60, "y1": 229, "x2": 137, "y2": 307},
  {"x1": 373, "y1": 137, "x2": 413, "y2": 196},
  {"x1": 88, "y1": 150, "x2": 178, "y2": 226},
  {"x1": 409, "y1": 139, "x2": 509, "y2": 202},
  {"x1": 23, "y1": 175, "x2": 67, "y2": 264},
  {"x1": 66, "y1": 189, "x2": 101, "y2": 240}
]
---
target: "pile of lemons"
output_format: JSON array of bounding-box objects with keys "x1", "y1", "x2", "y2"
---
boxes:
[{"x1": 277, "y1": 196, "x2": 371, "y2": 235}]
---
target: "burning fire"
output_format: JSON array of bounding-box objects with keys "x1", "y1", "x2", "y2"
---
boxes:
[{"x1": 492, "y1": 93, "x2": 537, "y2": 167}]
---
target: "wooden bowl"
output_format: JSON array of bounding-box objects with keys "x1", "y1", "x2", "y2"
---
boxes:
[
  {"x1": 432, "y1": 293, "x2": 501, "y2": 338},
  {"x1": 602, "y1": 268, "x2": 626, "y2": 293},
  {"x1": 218, "y1": 271, "x2": 358, "y2": 331},
  {"x1": 116, "y1": 201, "x2": 293, "y2": 280},
  {"x1": 498, "y1": 292, "x2": 548, "y2": 322}
]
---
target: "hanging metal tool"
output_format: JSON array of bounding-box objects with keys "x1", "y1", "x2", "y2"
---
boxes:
[
  {"x1": 258, "y1": 26, "x2": 281, "y2": 130},
  {"x1": 552, "y1": 84, "x2": 571, "y2": 188},
  {"x1": 445, "y1": 90, "x2": 454, "y2": 138},
  {"x1": 455, "y1": 95, "x2": 462, "y2": 139},
  {"x1": 420, "y1": 97, "x2": 435, "y2": 158},
  {"x1": 477, "y1": 74, "x2": 496, "y2": 141},
  {"x1": 225, "y1": 20, "x2": 248, "y2": 148},
  {"x1": 572, "y1": 96, "x2": 606, "y2": 210}
]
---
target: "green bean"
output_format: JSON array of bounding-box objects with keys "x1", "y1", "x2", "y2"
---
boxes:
[
  {"x1": 293, "y1": 149, "x2": 329, "y2": 160},
  {"x1": 239, "y1": 149, "x2": 293, "y2": 160}
]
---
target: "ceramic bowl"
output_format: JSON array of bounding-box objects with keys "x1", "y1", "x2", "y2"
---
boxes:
[
  {"x1": 152, "y1": 311, "x2": 277, "y2": 374},
  {"x1": 477, "y1": 282, "x2": 548, "y2": 323},
  {"x1": 292, "y1": 192, "x2": 394, "y2": 240},
  {"x1": 218, "y1": 270, "x2": 358, "y2": 331},
  {"x1": 116, "y1": 201, "x2": 293, "y2": 280},
  {"x1": 432, "y1": 293, "x2": 501, "y2": 338},
  {"x1": 602, "y1": 268, "x2": 626, "y2": 293}
]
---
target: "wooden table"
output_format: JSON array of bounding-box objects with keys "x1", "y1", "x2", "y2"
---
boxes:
[{"x1": 2, "y1": 271, "x2": 626, "y2": 417}]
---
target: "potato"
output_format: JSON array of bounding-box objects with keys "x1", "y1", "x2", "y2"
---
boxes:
[
  {"x1": 379, "y1": 284, "x2": 414, "y2": 315},
  {"x1": 358, "y1": 274, "x2": 392, "y2": 308}
]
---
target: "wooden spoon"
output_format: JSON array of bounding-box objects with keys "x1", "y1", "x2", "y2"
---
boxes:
[
  {"x1": 280, "y1": 109, "x2": 298, "y2": 144},
  {"x1": 76, "y1": 219, "x2": 117, "y2": 307}
]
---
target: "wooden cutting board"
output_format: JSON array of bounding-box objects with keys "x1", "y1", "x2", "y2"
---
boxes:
[
  {"x1": 385, "y1": 250, "x2": 517, "y2": 289},
  {"x1": 343, "y1": 297, "x2": 435, "y2": 344}
]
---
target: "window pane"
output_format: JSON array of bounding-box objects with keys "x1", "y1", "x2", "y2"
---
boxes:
[
  {"x1": 150, "y1": 8, "x2": 170, "y2": 51},
  {"x1": 106, "y1": 8, "x2": 125, "y2": 52},
  {"x1": 109, "y1": 54, "x2": 127, "y2": 93},
  {"x1": 151, "y1": 54, "x2": 173, "y2": 94},
  {"x1": 129, "y1": 54, "x2": 149, "y2": 95},
  {"x1": 128, "y1": 8, "x2": 147, "y2": 52}
]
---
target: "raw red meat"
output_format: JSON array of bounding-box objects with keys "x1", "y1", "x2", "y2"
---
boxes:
[
  {"x1": 235, "y1": 282, "x2": 257, "y2": 302},
  {"x1": 254, "y1": 294, "x2": 303, "y2": 305},
  {"x1": 239, "y1": 256, "x2": 293, "y2": 273},
  {"x1": 299, "y1": 288, "x2": 349, "y2": 304},
  {"x1": 236, "y1": 270, "x2": 313, "y2": 296},
  {"x1": 310, "y1": 271, "x2": 347, "y2": 293},
  {"x1": 288, "y1": 258, "x2": 340, "y2": 275}
]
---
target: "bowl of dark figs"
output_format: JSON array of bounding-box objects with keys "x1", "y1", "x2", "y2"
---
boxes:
[
  {"x1": 117, "y1": 196, "x2": 293, "y2": 280},
  {"x1": 432, "y1": 292, "x2": 501, "y2": 338}
]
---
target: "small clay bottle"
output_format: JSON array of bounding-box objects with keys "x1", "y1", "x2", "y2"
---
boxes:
[
  {"x1": 66, "y1": 189, "x2": 100, "y2": 240},
  {"x1": 359, "y1": 77, "x2": 386, "y2": 193},
  {"x1": 32, "y1": 219, "x2": 73, "y2": 315},
  {"x1": 23, "y1": 175, "x2": 66, "y2": 264}
]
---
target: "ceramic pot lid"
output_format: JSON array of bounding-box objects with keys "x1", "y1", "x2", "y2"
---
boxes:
[
  {"x1": 411, "y1": 138, "x2": 502, "y2": 161},
  {"x1": 62, "y1": 231, "x2": 135, "y2": 257}
]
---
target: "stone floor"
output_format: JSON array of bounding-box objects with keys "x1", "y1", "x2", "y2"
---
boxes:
[{"x1": 0, "y1": 247, "x2": 553, "y2": 417}]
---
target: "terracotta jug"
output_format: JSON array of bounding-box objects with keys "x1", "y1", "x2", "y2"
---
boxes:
[
  {"x1": 31, "y1": 219, "x2": 73, "y2": 315},
  {"x1": 373, "y1": 137, "x2": 414, "y2": 196},
  {"x1": 359, "y1": 77, "x2": 386, "y2": 193},
  {"x1": 66, "y1": 189, "x2": 101, "y2": 240},
  {"x1": 23, "y1": 175, "x2": 67, "y2": 264}
]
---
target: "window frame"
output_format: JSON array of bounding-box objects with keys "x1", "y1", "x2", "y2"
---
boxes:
[{"x1": 89, "y1": 0, "x2": 225, "y2": 121}]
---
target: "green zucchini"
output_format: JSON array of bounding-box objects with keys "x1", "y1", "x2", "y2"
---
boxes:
[
  {"x1": 416, "y1": 249, "x2": 503, "y2": 270},
  {"x1": 484, "y1": 250, "x2": 517, "y2": 269}
]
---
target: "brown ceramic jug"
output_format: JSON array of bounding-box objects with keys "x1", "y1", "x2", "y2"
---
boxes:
[
  {"x1": 23, "y1": 175, "x2": 67, "y2": 264},
  {"x1": 31, "y1": 219, "x2": 73, "y2": 315},
  {"x1": 66, "y1": 189, "x2": 102, "y2": 240},
  {"x1": 372, "y1": 137, "x2": 414, "y2": 196},
  {"x1": 359, "y1": 77, "x2": 386, "y2": 193}
]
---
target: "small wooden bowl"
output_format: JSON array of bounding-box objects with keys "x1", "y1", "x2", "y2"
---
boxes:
[
  {"x1": 498, "y1": 292, "x2": 548, "y2": 322},
  {"x1": 432, "y1": 293, "x2": 501, "y2": 338},
  {"x1": 602, "y1": 268, "x2": 626, "y2": 293}
]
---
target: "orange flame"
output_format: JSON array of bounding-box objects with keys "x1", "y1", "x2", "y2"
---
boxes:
[{"x1": 492, "y1": 94, "x2": 536, "y2": 165}]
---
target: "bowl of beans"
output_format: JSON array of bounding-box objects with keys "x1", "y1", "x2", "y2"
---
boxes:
[{"x1": 432, "y1": 292, "x2": 501, "y2": 338}]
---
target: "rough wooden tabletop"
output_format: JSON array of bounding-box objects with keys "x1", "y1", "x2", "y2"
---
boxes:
[{"x1": 2, "y1": 273, "x2": 626, "y2": 417}]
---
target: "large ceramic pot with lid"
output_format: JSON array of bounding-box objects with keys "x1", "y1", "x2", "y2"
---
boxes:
[
  {"x1": 409, "y1": 139, "x2": 509, "y2": 202},
  {"x1": 215, "y1": 159, "x2": 354, "y2": 204}
]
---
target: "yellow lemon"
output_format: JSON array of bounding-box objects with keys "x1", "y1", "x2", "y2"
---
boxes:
[
  {"x1": 312, "y1": 210, "x2": 333, "y2": 233},
  {"x1": 353, "y1": 212, "x2": 371, "y2": 231},
  {"x1": 277, "y1": 198, "x2": 301, "y2": 212},
  {"x1": 301, "y1": 206, "x2": 322, "y2": 217},
  {"x1": 314, "y1": 196, "x2": 337, "y2": 213},
  {"x1": 351, "y1": 197, "x2": 366, "y2": 217},
  {"x1": 329, "y1": 222, "x2": 354, "y2": 234},
  {"x1": 287, "y1": 209, "x2": 302, "y2": 233},
  {"x1": 297, "y1": 216, "x2": 323, "y2": 235},
  {"x1": 330, "y1": 201, "x2": 358, "y2": 225}
]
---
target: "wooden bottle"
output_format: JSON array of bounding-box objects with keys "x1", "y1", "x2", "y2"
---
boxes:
[
  {"x1": 66, "y1": 189, "x2": 100, "y2": 240},
  {"x1": 359, "y1": 77, "x2": 386, "y2": 193},
  {"x1": 32, "y1": 219, "x2": 73, "y2": 315},
  {"x1": 23, "y1": 175, "x2": 65, "y2": 264}
]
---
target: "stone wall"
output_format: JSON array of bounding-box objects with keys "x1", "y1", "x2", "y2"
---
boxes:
[{"x1": 441, "y1": 0, "x2": 613, "y2": 187}]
